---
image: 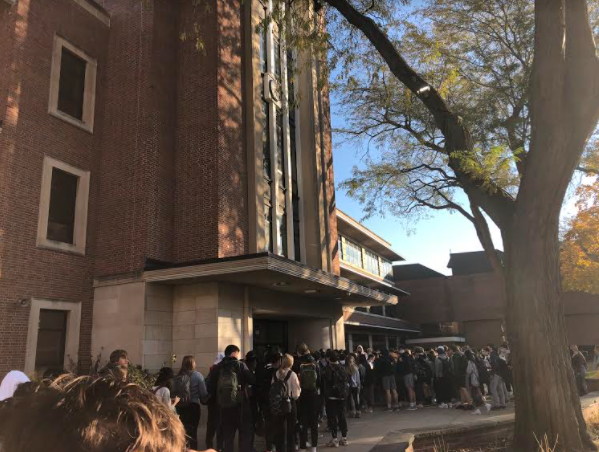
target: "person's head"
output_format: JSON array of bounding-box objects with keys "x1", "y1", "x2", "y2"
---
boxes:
[
  {"x1": 570, "y1": 345, "x2": 579, "y2": 353},
  {"x1": 448, "y1": 344, "x2": 459, "y2": 356},
  {"x1": 0, "y1": 374, "x2": 186, "y2": 452},
  {"x1": 355, "y1": 345, "x2": 364, "y2": 354},
  {"x1": 109, "y1": 349, "x2": 129, "y2": 367},
  {"x1": 368, "y1": 353, "x2": 375, "y2": 362},
  {"x1": 267, "y1": 351, "x2": 282, "y2": 368},
  {"x1": 328, "y1": 350, "x2": 339, "y2": 363},
  {"x1": 381, "y1": 348, "x2": 390, "y2": 358},
  {"x1": 155, "y1": 367, "x2": 175, "y2": 389},
  {"x1": 225, "y1": 344, "x2": 241, "y2": 359},
  {"x1": 487, "y1": 343, "x2": 495, "y2": 351},
  {"x1": 179, "y1": 355, "x2": 196, "y2": 375},
  {"x1": 465, "y1": 349, "x2": 475, "y2": 361},
  {"x1": 398, "y1": 346, "x2": 406, "y2": 354},
  {"x1": 414, "y1": 347, "x2": 424, "y2": 358},
  {"x1": 297, "y1": 343, "x2": 310, "y2": 356},
  {"x1": 437, "y1": 346, "x2": 446, "y2": 356},
  {"x1": 282, "y1": 353, "x2": 294, "y2": 370},
  {"x1": 346, "y1": 354, "x2": 356, "y2": 365}
]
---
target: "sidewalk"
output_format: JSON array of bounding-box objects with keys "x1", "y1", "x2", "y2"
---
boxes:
[{"x1": 198, "y1": 392, "x2": 599, "y2": 452}]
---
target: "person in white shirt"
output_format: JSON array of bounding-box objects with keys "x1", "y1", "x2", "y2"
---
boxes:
[
  {"x1": 152, "y1": 367, "x2": 180, "y2": 412},
  {"x1": 272, "y1": 354, "x2": 301, "y2": 452},
  {"x1": 0, "y1": 370, "x2": 30, "y2": 401}
]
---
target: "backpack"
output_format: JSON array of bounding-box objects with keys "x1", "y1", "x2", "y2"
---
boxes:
[
  {"x1": 299, "y1": 363, "x2": 318, "y2": 392},
  {"x1": 330, "y1": 363, "x2": 349, "y2": 399},
  {"x1": 172, "y1": 373, "x2": 192, "y2": 407},
  {"x1": 217, "y1": 361, "x2": 241, "y2": 408},
  {"x1": 269, "y1": 370, "x2": 292, "y2": 417}
]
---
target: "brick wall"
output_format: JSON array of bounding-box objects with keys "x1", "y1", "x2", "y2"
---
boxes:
[
  {"x1": 174, "y1": 0, "x2": 248, "y2": 263},
  {"x1": 94, "y1": 0, "x2": 177, "y2": 277},
  {"x1": 0, "y1": 0, "x2": 109, "y2": 375}
]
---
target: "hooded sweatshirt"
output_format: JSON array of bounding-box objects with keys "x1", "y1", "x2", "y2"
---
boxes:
[{"x1": 0, "y1": 371, "x2": 30, "y2": 401}]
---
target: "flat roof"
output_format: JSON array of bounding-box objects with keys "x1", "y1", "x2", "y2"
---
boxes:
[
  {"x1": 393, "y1": 263, "x2": 446, "y2": 281},
  {"x1": 345, "y1": 310, "x2": 420, "y2": 333},
  {"x1": 336, "y1": 210, "x2": 404, "y2": 261},
  {"x1": 143, "y1": 253, "x2": 398, "y2": 307}
]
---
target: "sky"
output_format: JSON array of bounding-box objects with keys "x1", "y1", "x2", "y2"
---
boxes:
[{"x1": 330, "y1": 100, "x2": 581, "y2": 276}]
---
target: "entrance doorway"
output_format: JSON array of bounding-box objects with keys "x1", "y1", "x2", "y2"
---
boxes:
[{"x1": 253, "y1": 319, "x2": 288, "y2": 354}]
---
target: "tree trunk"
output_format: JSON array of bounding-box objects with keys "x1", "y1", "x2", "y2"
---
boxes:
[{"x1": 504, "y1": 208, "x2": 596, "y2": 452}]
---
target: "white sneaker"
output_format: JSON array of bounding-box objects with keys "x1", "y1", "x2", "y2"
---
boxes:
[
  {"x1": 310, "y1": 448, "x2": 317, "y2": 452},
  {"x1": 438, "y1": 403, "x2": 447, "y2": 409},
  {"x1": 471, "y1": 409, "x2": 481, "y2": 415},
  {"x1": 408, "y1": 404, "x2": 417, "y2": 411},
  {"x1": 327, "y1": 439, "x2": 339, "y2": 448},
  {"x1": 485, "y1": 403, "x2": 492, "y2": 413},
  {"x1": 340, "y1": 437, "x2": 348, "y2": 446}
]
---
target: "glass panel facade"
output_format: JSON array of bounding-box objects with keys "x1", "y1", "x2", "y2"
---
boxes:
[
  {"x1": 364, "y1": 249, "x2": 379, "y2": 275},
  {"x1": 380, "y1": 259, "x2": 393, "y2": 280},
  {"x1": 344, "y1": 238, "x2": 362, "y2": 267}
]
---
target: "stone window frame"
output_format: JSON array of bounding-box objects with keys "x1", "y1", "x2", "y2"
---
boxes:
[
  {"x1": 24, "y1": 299, "x2": 82, "y2": 375},
  {"x1": 36, "y1": 156, "x2": 91, "y2": 255},
  {"x1": 48, "y1": 35, "x2": 98, "y2": 133}
]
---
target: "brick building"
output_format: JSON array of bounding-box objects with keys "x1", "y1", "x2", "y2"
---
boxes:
[
  {"x1": 0, "y1": 0, "x2": 398, "y2": 377},
  {"x1": 395, "y1": 251, "x2": 599, "y2": 348}
]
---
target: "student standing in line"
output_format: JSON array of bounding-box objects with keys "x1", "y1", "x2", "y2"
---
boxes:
[
  {"x1": 294, "y1": 344, "x2": 321, "y2": 452},
  {"x1": 271, "y1": 353, "x2": 301, "y2": 452},
  {"x1": 173, "y1": 355, "x2": 209, "y2": 450},
  {"x1": 324, "y1": 351, "x2": 350, "y2": 447}
]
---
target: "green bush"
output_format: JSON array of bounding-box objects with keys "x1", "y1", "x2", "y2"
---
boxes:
[{"x1": 127, "y1": 364, "x2": 156, "y2": 390}]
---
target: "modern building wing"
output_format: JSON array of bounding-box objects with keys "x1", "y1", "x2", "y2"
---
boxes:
[{"x1": 336, "y1": 210, "x2": 419, "y2": 351}]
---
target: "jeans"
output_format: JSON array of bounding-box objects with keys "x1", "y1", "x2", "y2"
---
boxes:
[
  {"x1": 205, "y1": 403, "x2": 222, "y2": 450},
  {"x1": 176, "y1": 403, "x2": 201, "y2": 450},
  {"x1": 348, "y1": 387, "x2": 360, "y2": 413},
  {"x1": 273, "y1": 402, "x2": 297, "y2": 452},
  {"x1": 298, "y1": 392, "x2": 319, "y2": 449},
  {"x1": 222, "y1": 404, "x2": 253, "y2": 452},
  {"x1": 326, "y1": 399, "x2": 348, "y2": 439},
  {"x1": 490, "y1": 374, "x2": 508, "y2": 407}
]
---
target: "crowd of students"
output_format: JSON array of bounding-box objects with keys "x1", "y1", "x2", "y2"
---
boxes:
[{"x1": 7, "y1": 340, "x2": 596, "y2": 452}]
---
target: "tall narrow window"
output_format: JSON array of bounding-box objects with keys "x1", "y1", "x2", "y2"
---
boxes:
[
  {"x1": 48, "y1": 36, "x2": 97, "y2": 132},
  {"x1": 47, "y1": 168, "x2": 79, "y2": 244},
  {"x1": 57, "y1": 48, "x2": 86, "y2": 120},
  {"x1": 259, "y1": 4, "x2": 301, "y2": 259},
  {"x1": 35, "y1": 309, "x2": 68, "y2": 371},
  {"x1": 37, "y1": 157, "x2": 90, "y2": 254}
]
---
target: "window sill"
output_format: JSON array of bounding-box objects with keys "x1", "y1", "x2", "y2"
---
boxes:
[
  {"x1": 49, "y1": 109, "x2": 94, "y2": 134},
  {"x1": 36, "y1": 239, "x2": 86, "y2": 256}
]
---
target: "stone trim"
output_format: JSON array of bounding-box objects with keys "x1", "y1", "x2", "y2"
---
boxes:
[
  {"x1": 48, "y1": 35, "x2": 98, "y2": 133},
  {"x1": 25, "y1": 299, "x2": 82, "y2": 375},
  {"x1": 36, "y1": 156, "x2": 91, "y2": 255},
  {"x1": 72, "y1": 0, "x2": 110, "y2": 27}
]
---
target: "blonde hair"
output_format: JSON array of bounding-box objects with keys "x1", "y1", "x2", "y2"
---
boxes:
[
  {"x1": 0, "y1": 374, "x2": 186, "y2": 452},
  {"x1": 282, "y1": 353, "x2": 294, "y2": 370}
]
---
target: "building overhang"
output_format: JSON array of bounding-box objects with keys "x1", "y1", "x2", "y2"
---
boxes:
[
  {"x1": 336, "y1": 210, "x2": 403, "y2": 262},
  {"x1": 340, "y1": 262, "x2": 409, "y2": 296},
  {"x1": 143, "y1": 253, "x2": 398, "y2": 307},
  {"x1": 344, "y1": 310, "x2": 420, "y2": 333}
]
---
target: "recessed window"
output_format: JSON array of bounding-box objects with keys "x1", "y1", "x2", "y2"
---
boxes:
[
  {"x1": 48, "y1": 36, "x2": 97, "y2": 132},
  {"x1": 37, "y1": 157, "x2": 90, "y2": 254},
  {"x1": 47, "y1": 168, "x2": 79, "y2": 244},
  {"x1": 35, "y1": 309, "x2": 68, "y2": 371}
]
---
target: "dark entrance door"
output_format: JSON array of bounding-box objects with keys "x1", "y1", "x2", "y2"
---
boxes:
[
  {"x1": 35, "y1": 309, "x2": 68, "y2": 372},
  {"x1": 253, "y1": 319, "x2": 288, "y2": 354}
]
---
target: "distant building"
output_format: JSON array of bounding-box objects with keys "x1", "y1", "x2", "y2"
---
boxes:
[
  {"x1": 395, "y1": 251, "x2": 599, "y2": 348},
  {"x1": 337, "y1": 211, "x2": 420, "y2": 352}
]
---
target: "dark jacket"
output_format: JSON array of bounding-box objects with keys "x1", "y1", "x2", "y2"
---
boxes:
[
  {"x1": 396, "y1": 353, "x2": 413, "y2": 376},
  {"x1": 375, "y1": 356, "x2": 395, "y2": 377},
  {"x1": 207, "y1": 356, "x2": 255, "y2": 404}
]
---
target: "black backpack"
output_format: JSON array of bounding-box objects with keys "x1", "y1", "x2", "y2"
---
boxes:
[
  {"x1": 269, "y1": 370, "x2": 293, "y2": 417},
  {"x1": 172, "y1": 372, "x2": 192, "y2": 407},
  {"x1": 330, "y1": 363, "x2": 349, "y2": 399}
]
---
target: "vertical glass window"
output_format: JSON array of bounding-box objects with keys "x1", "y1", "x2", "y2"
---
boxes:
[
  {"x1": 380, "y1": 259, "x2": 393, "y2": 281},
  {"x1": 47, "y1": 168, "x2": 79, "y2": 244},
  {"x1": 288, "y1": 50, "x2": 301, "y2": 262},
  {"x1": 57, "y1": 48, "x2": 87, "y2": 121},
  {"x1": 344, "y1": 238, "x2": 363, "y2": 267},
  {"x1": 35, "y1": 309, "x2": 68, "y2": 371},
  {"x1": 275, "y1": 108, "x2": 285, "y2": 188},
  {"x1": 277, "y1": 210, "x2": 287, "y2": 257},
  {"x1": 262, "y1": 100, "x2": 271, "y2": 179},
  {"x1": 364, "y1": 249, "x2": 380, "y2": 275}
]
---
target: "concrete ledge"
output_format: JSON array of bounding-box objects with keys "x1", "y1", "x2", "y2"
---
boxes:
[{"x1": 374, "y1": 396, "x2": 599, "y2": 452}]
